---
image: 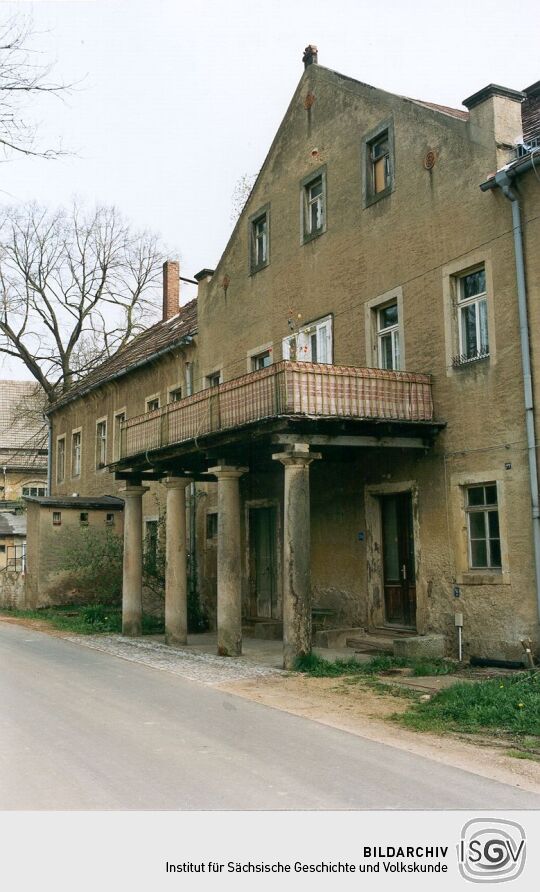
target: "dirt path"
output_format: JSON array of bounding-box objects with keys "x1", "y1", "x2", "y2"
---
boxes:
[{"x1": 218, "y1": 673, "x2": 540, "y2": 795}]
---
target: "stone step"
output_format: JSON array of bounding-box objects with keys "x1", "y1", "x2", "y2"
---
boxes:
[{"x1": 345, "y1": 635, "x2": 395, "y2": 655}]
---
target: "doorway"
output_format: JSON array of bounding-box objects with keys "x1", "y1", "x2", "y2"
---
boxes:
[
  {"x1": 381, "y1": 492, "x2": 416, "y2": 629},
  {"x1": 249, "y1": 506, "x2": 278, "y2": 619}
]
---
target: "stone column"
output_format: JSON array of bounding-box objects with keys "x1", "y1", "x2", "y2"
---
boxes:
[
  {"x1": 164, "y1": 477, "x2": 192, "y2": 647},
  {"x1": 122, "y1": 484, "x2": 149, "y2": 637},
  {"x1": 209, "y1": 465, "x2": 247, "y2": 657},
  {"x1": 272, "y1": 444, "x2": 321, "y2": 670}
]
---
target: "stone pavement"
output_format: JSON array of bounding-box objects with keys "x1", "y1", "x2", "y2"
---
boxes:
[{"x1": 64, "y1": 633, "x2": 285, "y2": 685}]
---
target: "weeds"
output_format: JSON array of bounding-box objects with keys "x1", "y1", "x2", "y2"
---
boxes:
[
  {"x1": 0, "y1": 605, "x2": 164, "y2": 636},
  {"x1": 294, "y1": 652, "x2": 457, "y2": 678}
]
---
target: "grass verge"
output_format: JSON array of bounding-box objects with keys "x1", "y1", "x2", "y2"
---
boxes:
[
  {"x1": 295, "y1": 652, "x2": 457, "y2": 678},
  {"x1": 396, "y1": 671, "x2": 540, "y2": 738},
  {"x1": 0, "y1": 605, "x2": 164, "y2": 635}
]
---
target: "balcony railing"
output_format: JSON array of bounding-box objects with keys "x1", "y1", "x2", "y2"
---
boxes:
[{"x1": 119, "y1": 361, "x2": 434, "y2": 460}]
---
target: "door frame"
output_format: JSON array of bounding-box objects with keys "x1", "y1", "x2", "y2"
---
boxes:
[
  {"x1": 244, "y1": 498, "x2": 282, "y2": 620},
  {"x1": 364, "y1": 481, "x2": 426, "y2": 633}
]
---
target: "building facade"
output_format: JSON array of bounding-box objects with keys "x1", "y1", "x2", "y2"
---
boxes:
[
  {"x1": 0, "y1": 380, "x2": 48, "y2": 501},
  {"x1": 44, "y1": 53, "x2": 540, "y2": 667}
]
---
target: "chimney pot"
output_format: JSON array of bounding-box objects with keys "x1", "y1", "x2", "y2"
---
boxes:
[
  {"x1": 162, "y1": 260, "x2": 180, "y2": 321},
  {"x1": 302, "y1": 45, "x2": 318, "y2": 69}
]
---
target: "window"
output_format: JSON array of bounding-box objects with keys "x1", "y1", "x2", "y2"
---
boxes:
[
  {"x1": 206, "y1": 512, "x2": 218, "y2": 540},
  {"x1": 466, "y1": 484, "x2": 501, "y2": 569},
  {"x1": 206, "y1": 372, "x2": 221, "y2": 388},
  {"x1": 52, "y1": 511, "x2": 61, "y2": 526},
  {"x1": 22, "y1": 484, "x2": 47, "y2": 498},
  {"x1": 363, "y1": 121, "x2": 394, "y2": 206},
  {"x1": 113, "y1": 410, "x2": 126, "y2": 461},
  {"x1": 455, "y1": 267, "x2": 489, "y2": 364},
  {"x1": 168, "y1": 387, "x2": 182, "y2": 403},
  {"x1": 250, "y1": 207, "x2": 269, "y2": 273},
  {"x1": 71, "y1": 431, "x2": 81, "y2": 477},
  {"x1": 251, "y1": 350, "x2": 272, "y2": 371},
  {"x1": 105, "y1": 513, "x2": 115, "y2": 526},
  {"x1": 377, "y1": 303, "x2": 400, "y2": 370},
  {"x1": 57, "y1": 437, "x2": 66, "y2": 484},
  {"x1": 80, "y1": 512, "x2": 89, "y2": 526},
  {"x1": 301, "y1": 169, "x2": 326, "y2": 242},
  {"x1": 282, "y1": 315, "x2": 333, "y2": 364},
  {"x1": 96, "y1": 419, "x2": 107, "y2": 469},
  {"x1": 146, "y1": 396, "x2": 160, "y2": 412}
]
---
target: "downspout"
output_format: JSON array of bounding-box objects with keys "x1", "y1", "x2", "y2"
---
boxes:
[
  {"x1": 45, "y1": 414, "x2": 52, "y2": 496},
  {"x1": 185, "y1": 361, "x2": 197, "y2": 619},
  {"x1": 495, "y1": 168, "x2": 540, "y2": 625}
]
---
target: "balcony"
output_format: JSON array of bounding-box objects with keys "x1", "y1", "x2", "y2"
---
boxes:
[{"x1": 118, "y1": 361, "x2": 435, "y2": 462}]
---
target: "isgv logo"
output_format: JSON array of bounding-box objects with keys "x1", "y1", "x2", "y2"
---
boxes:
[{"x1": 458, "y1": 819, "x2": 526, "y2": 883}]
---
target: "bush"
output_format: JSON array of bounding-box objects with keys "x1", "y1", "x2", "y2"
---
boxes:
[{"x1": 61, "y1": 526, "x2": 123, "y2": 604}]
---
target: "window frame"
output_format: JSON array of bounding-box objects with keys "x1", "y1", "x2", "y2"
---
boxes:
[
  {"x1": 300, "y1": 166, "x2": 327, "y2": 243},
  {"x1": 376, "y1": 301, "x2": 401, "y2": 371},
  {"x1": 282, "y1": 314, "x2": 333, "y2": 364},
  {"x1": 71, "y1": 428, "x2": 82, "y2": 479},
  {"x1": 56, "y1": 435, "x2": 66, "y2": 484},
  {"x1": 22, "y1": 483, "x2": 47, "y2": 498},
  {"x1": 113, "y1": 408, "x2": 126, "y2": 462},
  {"x1": 365, "y1": 286, "x2": 405, "y2": 371},
  {"x1": 95, "y1": 416, "x2": 108, "y2": 470},
  {"x1": 455, "y1": 266, "x2": 489, "y2": 365},
  {"x1": 362, "y1": 119, "x2": 395, "y2": 207},
  {"x1": 52, "y1": 511, "x2": 61, "y2": 526},
  {"x1": 247, "y1": 341, "x2": 273, "y2": 373},
  {"x1": 466, "y1": 483, "x2": 501, "y2": 571},
  {"x1": 167, "y1": 385, "x2": 183, "y2": 404},
  {"x1": 205, "y1": 370, "x2": 222, "y2": 389},
  {"x1": 449, "y1": 469, "x2": 509, "y2": 585},
  {"x1": 145, "y1": 394, "x2": 160, "y2": 413},
  {"x1": 249, "y1": 204, "x2": 270, "y2": 274}
]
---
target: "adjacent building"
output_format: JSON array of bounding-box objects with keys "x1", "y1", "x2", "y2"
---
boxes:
[
  {"x1": 0, "y1": 380, "x2": 48, "y2": 501},
  {"x1": 40, "y1": 51, "x2": 540, "y2": 667}
]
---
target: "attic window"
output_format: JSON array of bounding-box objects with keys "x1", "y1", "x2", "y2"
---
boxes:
[
  {"x1": 301, "y1": 168, "x2": 327, "y2": 243},
  {"x1": 250, "y1": 206, "x2": 270, "y2": 274},
  {"x1": 364, "y1": 121, "x2": 394, "y2": 206}
]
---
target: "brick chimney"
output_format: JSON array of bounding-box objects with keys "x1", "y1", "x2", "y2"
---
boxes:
[
  {"x1": 302, "y1": 45, "x2": 318, "y2": 69},
  {"x1": 162, "y1": 260, "x2": 180, "y2": 321}
]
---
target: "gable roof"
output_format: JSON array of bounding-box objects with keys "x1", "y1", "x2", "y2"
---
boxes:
[
  {"x1": 48, "y1": 298, "x2": 198, "y2": 414},
  {"x1": 0, "y1": 380, "x2": 48, "y2": 469}
]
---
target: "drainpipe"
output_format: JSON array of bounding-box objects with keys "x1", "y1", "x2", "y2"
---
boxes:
[
  {"x1": 45, "y1": 414, "x2": 52, "y2": 496},
  {"x1": 494, "y1": 167, "x2": 540, "y2": 625},
  {"x1": 185, "y1": 362, "x2": 197, "y2": 614}
]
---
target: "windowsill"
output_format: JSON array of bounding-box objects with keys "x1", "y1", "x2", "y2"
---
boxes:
[
  {"x1": 365, "y1": 186, "x2": 393, "y2": 208},
  {"x1": 302, "y1": 227, "x2": 325, "y2": 245},
  {"x1": 249, "y1": 261, "x2": 269, "y2": 276},
  {"x1": 452, "y1": 352, "x2": 490, "y2": 369},
  {"x1": 457, "y1": 572, "x2": 509, "y2": 586}
]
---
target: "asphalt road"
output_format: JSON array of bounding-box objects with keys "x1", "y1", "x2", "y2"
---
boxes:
[{"x1": 1, "y1": 622, "x2": 539, "y2": 810}]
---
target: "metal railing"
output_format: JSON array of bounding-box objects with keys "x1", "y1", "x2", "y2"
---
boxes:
[{"x1": 119, "y1": 361, "x2": 434, "y2": 459}]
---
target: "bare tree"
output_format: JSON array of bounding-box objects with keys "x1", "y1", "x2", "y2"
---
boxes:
[
  {"x1": 0, "y1": 202, "x2": 166, "y2": 400},
  {"x1": 0, "y1": 14, "x2": 69, "y2": 160},
  {"x1": 230, "y1": 173, "x2": 257, "y2": 224}
]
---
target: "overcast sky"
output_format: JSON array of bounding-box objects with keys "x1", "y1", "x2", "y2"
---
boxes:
[{"x1": 1, "y1": 0, "x2": 539, "y2": 378}]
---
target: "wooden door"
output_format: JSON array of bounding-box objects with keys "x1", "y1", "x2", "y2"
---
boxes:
[
  {"x1": 249, "y1": 507, "x2": 278, "y2": 619},
  {"x1": 381, "y1": 493, "x2": 416, "y2": 628}
]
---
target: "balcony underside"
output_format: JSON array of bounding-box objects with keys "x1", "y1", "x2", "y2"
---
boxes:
[{"x1": 112, "y1": 414, "x2": 444, "y2": 481}]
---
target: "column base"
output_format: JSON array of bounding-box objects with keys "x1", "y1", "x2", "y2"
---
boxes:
[
  {"x1": 166, "y1": 631, "x2": 188, "y2": 648},
  {"x1": 217, "y1": 637, "x2": 242, "y2": 657},
  {"x1": 122, "y1": 617, "x2": 142, "y2": 637},
  {"x1": 283, "y1": 644, "x2": 311, "y2": 671}
]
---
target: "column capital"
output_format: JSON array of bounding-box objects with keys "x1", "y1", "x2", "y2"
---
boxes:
[
  {"x1": 164, "y1": 476, "x2": 193, "y2": 489},
  {"x1": 208, "y1": 465, "x2": 248, "y2": 480},
  {"x1": 122, "y1": 485, "x2": 150, "y2": 499},
  {"x1": 272, "y1": 443, "x2": 321, "y2": 467}
]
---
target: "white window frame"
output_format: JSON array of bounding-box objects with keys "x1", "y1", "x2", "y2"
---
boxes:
[
  {"x1": 205, "y1": 370, "x2": 222, "y2": 388},
  {"x1": 145, "y1": 393, "x2": 160, "y2": 413},
  {"x1": 376, "y1": 302, "x2": 400, "y2": 371},
  {"x1": 365, "y1": 286, "x2": 405, "y2": 370},
  {"x1": 95, "y1": 417, "x2": 107, "y2": 470},
  {"x1": 22, "y1": 483, "x2": 47, "y2": 498},
  {"x1": 449, "y1": 469, "x2": 509, "y2": 585},
  {"x1": 282, "y1": 314, "x2": 333, "y2": 364},
  {"x1": 71, "y1": 428, "x2": 82, "y2": 478},
  {"x1": 442, "y1": 250, "x2": 496, "y2": 376},
  {"x1": 456, "y1": 267, "x2": 489, "y2": 363}
]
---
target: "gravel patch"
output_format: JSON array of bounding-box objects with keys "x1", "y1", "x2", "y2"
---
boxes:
[{"x1": 64, "y1": 634, "x2": 284, "y2": 685}]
